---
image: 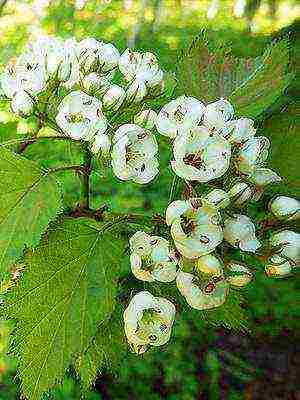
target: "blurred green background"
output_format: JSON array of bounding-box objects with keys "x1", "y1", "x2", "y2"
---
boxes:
[{"x1": 0, "y1": 0, "x2": 299, "y2": 399}]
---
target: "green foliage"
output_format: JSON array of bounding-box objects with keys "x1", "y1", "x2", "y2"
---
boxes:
[
  {"x1": 0, "y1": 148, "x2": 63, "y2": 279},
  {"x1": 176, "y1": 31, "x2": 292, "y2": 119},
  {"x1": 1, "y1": 217, "x2": 127, "y2": 400}
]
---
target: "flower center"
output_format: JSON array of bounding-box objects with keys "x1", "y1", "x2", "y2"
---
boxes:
[
  {"x1": 66, "y1": 112, "x2": 86, "y2": 123},
  {"x1": 173, "y1": 105, "x2": 186, "y2": 123},
  {"x1": 181, "y1": 215, "x2": 197, "y2": 235},
  {"x1": 183, "y1": 151, "x2": 204, "y2": 169}
]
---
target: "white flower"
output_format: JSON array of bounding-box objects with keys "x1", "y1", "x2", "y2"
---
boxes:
[
  {"x1": 269, "y1": 196, "x2": 300, "y2": 221},
  {"x1": 196, "y1": 254, "x2": 224, "y2": 276},
  {"x1": 77, "y1": 38, "x2": 103, "y2": 74},
  {"x1": 203, "y1": 98, "x2": 234, "y2": 131},
  {"x1": 102, "y1": 84, "x2": 125, "y2": 110},
  {"x1": 98, "y1": 42, "x2": 120, "y2": 73},
  {"x1": 270, "y1": 230, "x2": 300, "y2": 263},
  {"x1": 126, "y1": 79, "x2": 147, "y2": 103},
  {"x1": 221, "y1": 118, "x2": 256, "y2": 145},
  {"x1": 236, "y1": 136, "x2": 270, "y2": 174},
  {"x1": 247, "y1": 168, "x2": 281, "y2": 187},
  {"x1": 124, "y1": 291, "x2": 176, "y2": 353},
  {"x1": 166, "y1": 198, "x2": 223, "y2": 259},
  {"x1": 265, "y1": 254, "x2": 292, "y2": 278},
  {"x1": 11, "y1": 90, "x2": 34, "y2": 117},
  {"x1": 90, "y1": 133, "x2": 111, "y2": 156},
  {"x1": 111, "y1": 124, "x2": 159, "y2": 184},
  {"x1": 56, "y1": 91, "x2": 107, "y2": 140},
  {"x1": 176, "y1": 271, "x2": 229, "y2": 310},
  {"x1": 129, "y1": 231, "x2": 179, "y2": 283},
  {"x1": 119, "y1": 49, "x2": 163, "y2": 88},
  {"x1": 225, "y1": 263, "x2": 253, "y2": 287},
  {"x1": 203, "y1": 189, "x2": 230, "y2": 209},
  {"x1": 156, "y1": 95, "x2": 205, "y2": 138},
  {"x1": 228, "y1": 181, "x2": 254, "y2": 206},
  {"x1": 224, "y1": 214, "x2": 261, "y2": 252},
  {"x1": 171, "y1": 126, "x2": 231, "y2": 182},
  {"x1": 134, "y1": 109, "x2": 157, "y2": 130}
]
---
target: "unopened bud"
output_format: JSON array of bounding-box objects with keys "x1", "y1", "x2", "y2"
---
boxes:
[
  {"x1": 102, "y1": 84, "x2": 125, "y2": 111},
  {"x1": 11, "y1": 90, "x2": 34, "y2": 117},
  {"x1": 269, "y1": 196, "x2": 300, "y2": 221},
  {"x1": 134, "y1": 109, "x2": 157, "y2": 130},
  {"x1": 126, "y1": 80, "x2": 147, "y2": 103}
]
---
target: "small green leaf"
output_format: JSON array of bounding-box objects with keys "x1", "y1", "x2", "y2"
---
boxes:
[
  {"x1": 1, "y1": 217, "x2": 127, "y2": 400},
  {"x1": 0, "y1": 148, "x2": 63, "y2": 278}
]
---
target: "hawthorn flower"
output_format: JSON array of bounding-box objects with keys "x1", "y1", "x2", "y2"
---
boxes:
[
  {"x1": 270, "y1": 230, "x2": 300, "y2": 264},
  {"x1": 225, "y1": 263, "x2": 253, "y2": 287},
  {"x1": 196, "y1": 254, "x2": 224, "y2": 276},
  {"x1": 129, "y1": 231, "x2": 179, "y2": 282},
  {"x1": 176, "y1": 271, "x2": 229, "y2": 310},
  {"x1": 124, "y1": 291, "x2": 176, "y2": 353},
  {"x1": 11, "y1": 90, "x2": 34, "y2": 117},
  {"x1": 111, "y1": 124, "x2": 159, "y2": 184},
  {"x1": 119, "y1": 49, "x2": 163, "y2": 88},
  {"x1": 134, "y1": 109, "x2": 157, "y2": 130},
  {"x1": 171, "y1": 126, "x2": 231, "y2": 182},
  {"x1": 203, "y1": 189, "x2": 230, "y2": 210},
  {"x1": 223, "y1": 214, "x2": 261, "y2": 252},
  {"x1": 56, "y1": 91, "x2": 107, "y2": 140},
  {"x1": 126, "y1": 79, "x2": 147, "y2": 103},
  {"x1": 102, "y1": 84, "x2": 126, "y2": 110},
  {"x1": 221, "y1": 117, "x2": 256, "y2": 145},
  {"x1": 265, "y1": 254, "x2": 292, "y2": 278},
  {"x1": 228, "y1": 181, "x2": 254, "y2": 206},
  {"x1": 166, "y1": 198, "x2": 223, "y2": 259},
  {"x1": 203, "y1": 98, "x2": 234, "y2": 131},
  {"x1": 155, "y1": 95, "x2": 205, "y2": 138},
  {"x1": 269, "y1": 196, "x2": 300, "y2": 221}
]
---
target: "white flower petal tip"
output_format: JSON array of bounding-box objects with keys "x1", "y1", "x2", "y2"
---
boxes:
[
  {"x1": 166, "y1": 198, "x2": 223, "y2": 259},
  {"x1": 124, "y1": 291, "x2": 176, "y2": 351},
  {"x1": 196, "y1": 254, "x2": 224, "y2": 276},
  {"x1": 171, "y1": 127, "x2": 231, "y2": 182},
  {"x1": 155, "y1": 95, "x2": 205, "y2": 138},
  {"x1": 176, "y1": 272, "x2": 229, "y2": 310},
  {"x1": 55, "y1": 90, "x2": 107, "y2": 140},
  {"x1": 129, "y1": 232, "x2": 179, "y2": 283},
  {"x1": 224, "y1": 214, "x2": 261, "y2": 253},
  {"x1": 265, "y1": 255, "x2": 292, "y2": 278},
  {"x1": 203, "y1": 189, "x2": 230, "y2": 209},
  {"x1": 270, "y1": 230, "x2": 300, "y2": 263},
  {"x1": 112, "y1": 124, "x2": 159, "y2": 184},
  {"x1": 225, "y1": 263, "x2": 253, "y2": 287},
  {"x1": 269, "y1": 196, "x2": 300, "y2": 221},
  {"x1": 134, "y1": 109, "x2": 157, "y2": 130},
  {"x1": 203, "y1": 98, "x2": 234, "y2": 131}
]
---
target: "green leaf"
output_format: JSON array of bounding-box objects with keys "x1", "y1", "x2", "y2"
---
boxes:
[
  {"x1": 176, "y1": 31, "x2": 258, "y2": 102},
  {"x1": 0, "y1": 148, "x2": 63, "y2": 278},
  {"x1": 176, "y1": 32, "x2": 292, "y2": 118},
  {"x1": 260, "y1": 102, "x2": 299, "y2": 197},
  {"x1": 1, "y1": 217, "x2": 127, "y2": 400},
  {"x1": 230, "y1": 38, "x2": 292, "y2": 118}
]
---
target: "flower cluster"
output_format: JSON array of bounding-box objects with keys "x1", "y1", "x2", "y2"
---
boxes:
[{"x1": 0, "y1": 35, "x2": 164, "y2": 183}]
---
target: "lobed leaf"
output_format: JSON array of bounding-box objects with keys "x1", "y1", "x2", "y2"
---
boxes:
[
  {"x1": 1, "y1": 217, "x2": 127, "y2": 400},
  {"x1": 0, "y1": 148, "x2": 63, "y2": 279}
]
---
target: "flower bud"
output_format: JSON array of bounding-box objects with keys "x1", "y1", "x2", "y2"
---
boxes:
[
  {"x1": 126, "y1": 79, "x2": 147, "y2": 103},
  {"x1": 224, "y1": 214, "x2": 261, "y2": 253},
  {"x1": 11, "y1": 90, "x2": 34, "y2": 117},
  {"x1": 196, "y1": 254, "x2": 224, "y2": 276},
  {"x1": 269, "y1": 196, "x2": 300, "y2": 221},
  {"x1": 102, "y1": 84, "x2": 125, "y2": 111},
  {"x1": 228, "y1": 181, "x2": 253, "y2": 206},
  {"x1": 265, "y1": 255, "x2": 292, "y2": 278},
  {"x1": 270, "y1": 230, "x2": 300, "y2": 263},
  {"x1": 90, "y1": 133, "x2": 111, "y2": 156},
  {"x1": 98, "y1": 43, "x2": 120, "y2": 73},
  {"x1": 134, "y1": 109, "x2": 157, "y2": 130},
  {"x1": 225, "y1": 263, "x2": 252, "y2": 287},
  {"x1": 203, "y1": 189, "x2": 230, "y2": 209}
]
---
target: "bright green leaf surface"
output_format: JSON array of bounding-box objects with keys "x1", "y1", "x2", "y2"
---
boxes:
[
  {"x1": 0, "y1": 148, "x2": 63, "y2": 278},
  {"x1": 1, "y1": 217, "x2": 126, "y2": 400}
]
